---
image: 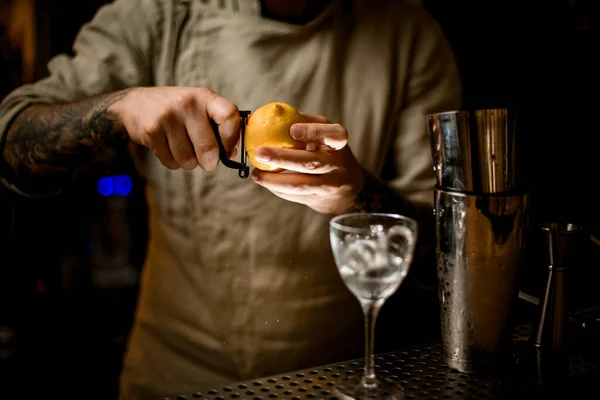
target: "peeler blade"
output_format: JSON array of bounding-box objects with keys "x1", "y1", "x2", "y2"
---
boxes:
[{"x1": 211, "y1": 110, "x2": 251, "y2": 179}]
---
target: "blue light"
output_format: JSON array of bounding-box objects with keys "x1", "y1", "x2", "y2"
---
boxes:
[
  {"x1": 114, "y1": 175, "x2": 133, "y2": 196},
  {"x1": 97, "y1": 177, "x2": 114, "y2": 196},
  {"x1": 97, "y1": 175, "x2": 132, "y2": 196}
]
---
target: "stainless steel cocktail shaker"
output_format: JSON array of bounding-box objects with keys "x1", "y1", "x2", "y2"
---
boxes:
[{"x1": 427, "y1": 108, "x2": 529, "y2": 373}]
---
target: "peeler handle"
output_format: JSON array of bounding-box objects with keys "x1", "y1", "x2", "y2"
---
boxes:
[{"x1": 211, "y1": 110, "x2": 251, "y2": 179}]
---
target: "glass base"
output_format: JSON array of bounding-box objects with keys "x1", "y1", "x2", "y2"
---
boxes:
[{"x1": 332, "y1": 374, "x2": 405, "y2": 400}]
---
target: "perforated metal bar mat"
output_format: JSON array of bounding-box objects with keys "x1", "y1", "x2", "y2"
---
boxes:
[{"x1": 157, "y1": 322, "x2": 600, "y2": 400}]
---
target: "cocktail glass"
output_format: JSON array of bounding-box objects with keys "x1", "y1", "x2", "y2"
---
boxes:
[{"x1": 329, "y1": 213, "x2": 418, "y2": 399}]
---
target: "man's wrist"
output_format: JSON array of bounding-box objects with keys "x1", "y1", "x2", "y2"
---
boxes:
[{"x1": 345, "y1": 168, "x2": 384, "y2": 214}]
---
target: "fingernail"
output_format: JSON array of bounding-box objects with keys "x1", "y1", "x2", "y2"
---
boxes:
[
  {"x1": 251, "y1": 168, "x2": 260, "y2": 181},
  {"x1": 229, "y1": 146, "x2": 238, "y2": 159},
  {"x1": 254, "y1": 148, "x2": 271, "y2": 162},
  {"x1": 290, "y1": 124, "x2": 305, "y2": 140}
]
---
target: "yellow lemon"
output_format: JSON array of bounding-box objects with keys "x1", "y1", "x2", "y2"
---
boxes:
[{"x1": 244, "y1": 102, "x2": 305, "y2": 172}]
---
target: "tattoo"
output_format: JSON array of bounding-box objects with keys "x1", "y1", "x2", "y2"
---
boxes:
[
  {"x1": 347, "y1": 168, "x2": 437, "y2": 288},
  {"x1": 0, "y1": 90, "x2": 131, "y2": 195},
  {"x1": 346, "y1": 168, "x2": 428, "y2": 218}
]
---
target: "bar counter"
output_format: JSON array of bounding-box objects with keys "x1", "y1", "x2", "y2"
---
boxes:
[{"x1": 156, "y1": 306, "x2": 600, "y2": 400}]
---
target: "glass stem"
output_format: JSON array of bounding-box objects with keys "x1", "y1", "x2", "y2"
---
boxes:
[{"x1": 361, "y1": 299, "x2": 384, "y2": 386}]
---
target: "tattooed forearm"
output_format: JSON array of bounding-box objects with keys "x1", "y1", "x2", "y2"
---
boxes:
[
  {"x1": 0, "y1": 90, "x2": 131, "y2": 195},
  {"x1": 347, "y1": 168, "x2": 431, "y2": 221}
]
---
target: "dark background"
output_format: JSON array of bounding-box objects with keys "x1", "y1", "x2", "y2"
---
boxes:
[{"x1": 1, "y1": 1, "x2": 598, "y2": 399}]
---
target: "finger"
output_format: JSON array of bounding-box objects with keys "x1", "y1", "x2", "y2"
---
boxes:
[
  {"x1": 163, "y1": 118, "x2": 197, "y2": 170},
  {"x1": 185, "y1": 118, "x2": 220, "y2": 171},
  {"x1": 305, "y1": 143, "x2": 319, "y2": 152},
  {"x1": 251, "y1": 169, "x2": 343, "y2": 195},
  {"x1": 268, "y1": 190, "x2": 318, "y2": 206},
  {"x1": 298, "y1": 112, "x2": 330, "y2": 123},
  {"x1": 204, "y1": 90, "x2": 240, "y2": 156},
  {"x1": 254, "y1": 146, "x2": 340, "y2": 174},
  {"x1": 174, "y1": 90, "x2": 220, "y2": 170},
  {"x1": 290, "y1": 122, "x2": 348, "y2": 150},
  {"x1": 303, "y1": 143, "x2": 332, "y2": 152},
  {"x1": 148, "y1": 130, "x2": 179, "y2": 170}
]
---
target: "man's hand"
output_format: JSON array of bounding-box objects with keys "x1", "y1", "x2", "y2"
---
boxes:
[
  {"x1": 251, "y1": 113, "x2": 364, "y2": 214},
  {"x1": 109, "y1": 87, "x2": 240, "y2": 171}
]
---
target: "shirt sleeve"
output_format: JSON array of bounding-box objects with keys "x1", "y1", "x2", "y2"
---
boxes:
[
  {"x1": 388, "y1": 10, "x2": 462, "y2": 205},
  {"x1": 0, "y1": 0, "x2": 164, "y2": 193}
]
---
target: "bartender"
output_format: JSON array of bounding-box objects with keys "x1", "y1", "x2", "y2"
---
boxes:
[{"x1": 0, "y1": 0, "x2": 462, "y2": 399}]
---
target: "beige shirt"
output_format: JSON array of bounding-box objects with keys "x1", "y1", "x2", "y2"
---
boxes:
[{"x1": 0, "y1": 0, "x2": 461, "y2": 399}]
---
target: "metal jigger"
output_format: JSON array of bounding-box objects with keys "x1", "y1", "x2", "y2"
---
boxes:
[
  {"x1": 427, "y1": 108, "x2": 529, "y2": 374},
  {"x1": 533, "y1": 222, "x2": 582, "y2": 348},
  {"x1": 530, "y1": 222, "x2": 582, "y2": 383}
]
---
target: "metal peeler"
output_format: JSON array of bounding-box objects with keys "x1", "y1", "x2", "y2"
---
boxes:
[{"x1": 210, "y1": 110, "x2": 251, "y2": 179}]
